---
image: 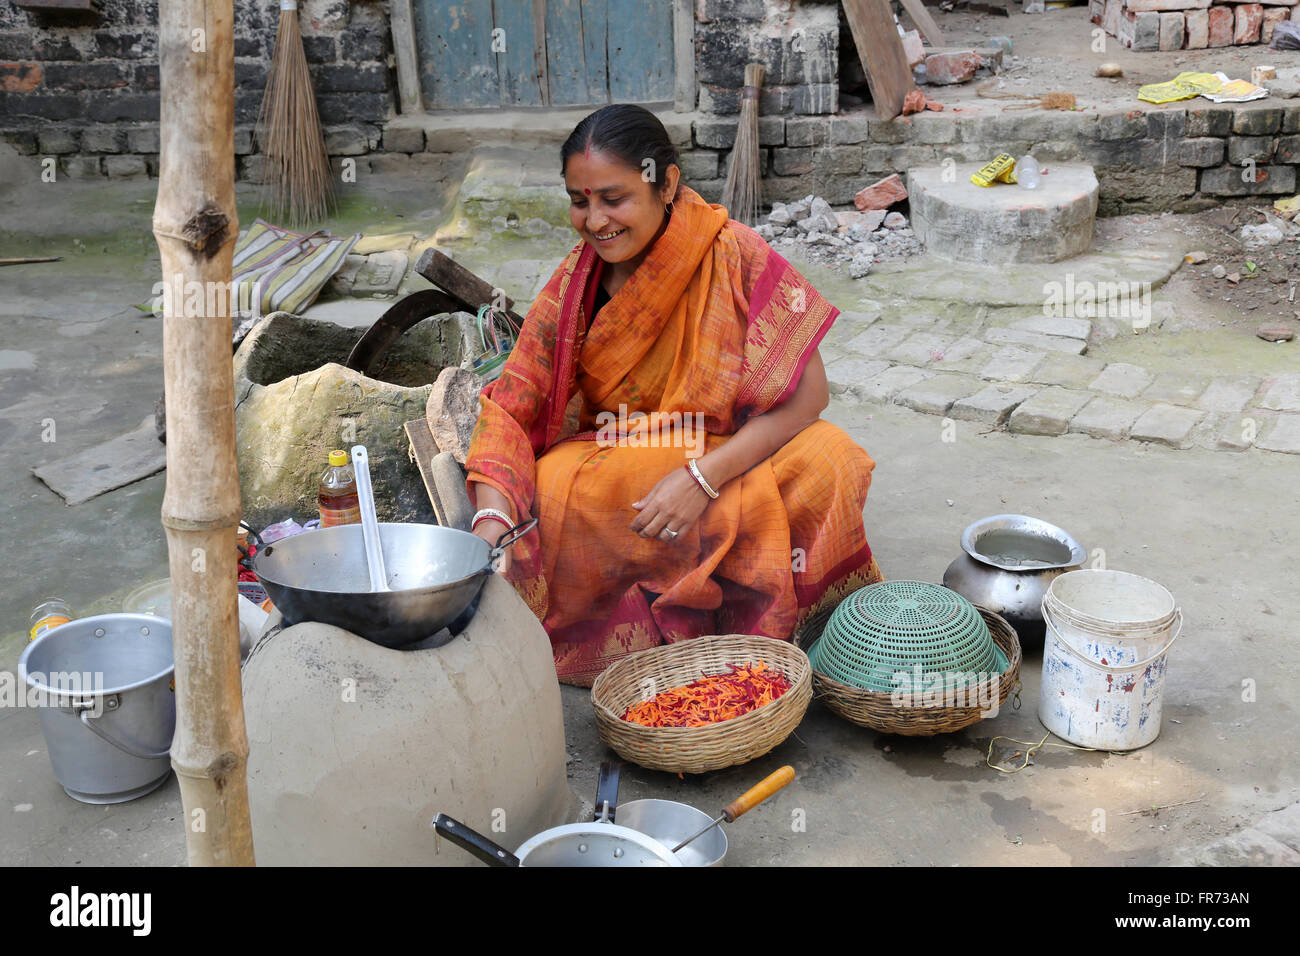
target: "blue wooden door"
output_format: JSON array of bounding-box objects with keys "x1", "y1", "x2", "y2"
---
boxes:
[{"x1": 413, "y1": 0, "x2": 675, "y2": 110}]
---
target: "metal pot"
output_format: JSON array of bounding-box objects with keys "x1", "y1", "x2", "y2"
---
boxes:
[
  {"x1": 616, "y1": 799, "x2": 727, "y2": 867},
  {"x1": 942, "y1": 514, "x2": 1085, "y2": 648},
  {"x1": 252, "y1": 519, "x2": 536, "y2": 648}
]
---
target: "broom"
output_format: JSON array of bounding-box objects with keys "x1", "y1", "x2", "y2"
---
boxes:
[
  {"x1": 255, "y1": 0, "x2": 334, "y2": 227},
  {"x1": 721, "y1": 62, "x2": 765, "y2": 226}
]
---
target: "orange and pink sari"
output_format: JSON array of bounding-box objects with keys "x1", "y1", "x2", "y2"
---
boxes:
[{"x1": 465, "y1": 185, "x2": 882, "y2": 686}]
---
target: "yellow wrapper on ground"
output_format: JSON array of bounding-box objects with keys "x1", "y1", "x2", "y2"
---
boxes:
[
  {"x1": 1274, "y1": 194, "x2": 1300, "y2": 221},
  {"x1": 972, "y1": 153, "x2": 1017, "y2": 187},
  {"x1": 1138, "y1": 71, "x2": 1222, "y2": 104}
]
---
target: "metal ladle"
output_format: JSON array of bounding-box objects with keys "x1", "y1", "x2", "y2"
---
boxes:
[{"x1": 351, "y1": 445, "x2": 389, "y2": 592}]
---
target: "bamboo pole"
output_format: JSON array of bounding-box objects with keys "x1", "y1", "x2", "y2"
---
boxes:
[{"x1": 152, "y1": 0, "x2": 255, "y2": 866}]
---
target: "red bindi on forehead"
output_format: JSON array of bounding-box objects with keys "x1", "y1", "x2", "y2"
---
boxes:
[{"x1": 584, "y1": 187, "x2": 591, "y2": 195}]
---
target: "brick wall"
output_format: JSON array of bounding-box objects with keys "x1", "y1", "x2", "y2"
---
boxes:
[{"x1": 0, "y1": 0, "x2": 394, "y2": 180}]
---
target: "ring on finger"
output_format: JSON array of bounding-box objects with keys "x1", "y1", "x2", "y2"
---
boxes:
[{"x1": 662, "y1": 527, "x2": 678, "y2": 539}]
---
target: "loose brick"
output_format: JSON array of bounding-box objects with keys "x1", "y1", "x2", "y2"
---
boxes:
[
  {"x1": 901, "y1": 30, "x2": 925, "y2": 67},
  {"x1": 1181, "y1": 136, "x2": 1225, "y2": 166},
  {"x1": 924, "y1": 51, "x2": 980, "y2": 85},
  {"x1": 1186, "y1": 8, "x2": 1210, "y2": 47},
  {"x1": 1233, "y1": 4, "x2": 1264, "y2": 44},
  {"x1": 1262, "y1": 7, "x2": 1290, "y2": 41},
  {"x1": 1120, "y1": 10, "x2": 1162, "y2": 49},
  {"x1": 1208, "y1": 5, "x2": 1235, "y2": 45},
  {"x1": 1159, "y1": 11, "x2": 1186, "y2": 49},
  {"x1": 1126, "y1": 0, "x2": 1208, "y2": 9},
  {"x1": 854, "y1": 173, "x2": 907, "y2": 211}
]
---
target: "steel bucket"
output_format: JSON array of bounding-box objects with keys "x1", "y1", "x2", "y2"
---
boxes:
[{"x1": 19, "y1": 614, "x2": 175, "y2": 804}]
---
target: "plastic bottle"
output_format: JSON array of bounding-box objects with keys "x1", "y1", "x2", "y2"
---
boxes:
[
  {"x1": 1017, "y1": 155, "x2": 1041, "y2": 189},
  {"x1": 318, "y1": 450, "x2": 361, "y2": 527},
  {"x1": 30, "y1": 598, "x2": 72, "y2": 642}
]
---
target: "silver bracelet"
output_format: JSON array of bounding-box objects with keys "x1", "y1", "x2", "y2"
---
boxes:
[
  {"x1": 687, "y1": 458, "x2": 720, "y2": 499},
  {"x1": 472, "y1": 507, "x2": 513, "y2": 530}
]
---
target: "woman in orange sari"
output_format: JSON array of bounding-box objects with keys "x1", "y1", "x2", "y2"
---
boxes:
[{"x1": 465, "y1": 105, "x2": 883, "y2": 686}]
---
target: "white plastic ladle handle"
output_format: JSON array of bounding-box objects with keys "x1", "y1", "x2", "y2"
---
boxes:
[{"x1": 351, "y1": 445, "x2": 389, "y2": 592}]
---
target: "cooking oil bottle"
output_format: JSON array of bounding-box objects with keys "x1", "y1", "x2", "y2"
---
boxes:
[{"x1": 318, "y1": 450, "x2": 361, "y2": 527}]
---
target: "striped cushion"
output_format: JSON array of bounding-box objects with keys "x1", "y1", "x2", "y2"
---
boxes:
[{"x1": 233, "y1": 219, "x2": 361, "y2": 317}]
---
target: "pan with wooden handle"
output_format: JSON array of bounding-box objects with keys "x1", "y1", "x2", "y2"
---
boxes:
[{"x1": 671, "y1": 765, "x2": 796, "y2": 854}]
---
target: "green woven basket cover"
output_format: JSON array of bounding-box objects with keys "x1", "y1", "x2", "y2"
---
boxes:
[{"x1": 808, "y1": 581, "x2": 1007, "y2": 693}]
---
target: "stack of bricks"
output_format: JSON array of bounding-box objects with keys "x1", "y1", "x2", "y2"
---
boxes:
[{"x1": 1090, "y1": 0, "x2": 1300, "y2": 51}]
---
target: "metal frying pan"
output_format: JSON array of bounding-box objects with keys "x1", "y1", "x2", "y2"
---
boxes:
[
  {"x1": 432, "y1": 813, "x2": 684, "y2": 867},
  {"x1": 252, "y1": 518, "x2": 536, "y2": 648}
]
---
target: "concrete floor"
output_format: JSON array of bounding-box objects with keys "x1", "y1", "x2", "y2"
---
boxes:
[{"x1": 1, "y1": 146, "x2": 1295, "y2": 867}]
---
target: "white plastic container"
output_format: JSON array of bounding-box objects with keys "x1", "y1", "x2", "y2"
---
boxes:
[{"x1": 1038, "y1": 570, "x2": 1181, "y2": 751}]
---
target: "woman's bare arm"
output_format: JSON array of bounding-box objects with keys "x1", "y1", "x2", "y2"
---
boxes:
[{"x1": 694, "y1": 349, "x2": 829, "y2": 490}]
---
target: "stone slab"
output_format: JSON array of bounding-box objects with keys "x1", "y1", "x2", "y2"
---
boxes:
[
  {"x1": 1259, "y1": 372, "x2": 1300, "y2": 411},
  {"x1": 886, "y1": 332, "x2": 958, "y2": 365},
  {"x1": 845, "y1": 323, "x2": 912, "y2": 358},
  {"x1": 894, "y1": 373, "x2": 983, "y2": 415},
  {"x1": 1216, "y1": 413, "x2": 1261, "y2": 451},
  {"x1": 855, "y1": 365, "x2": 933, "y2": 403},
  {"x1": 352, "y1": 250, "x2": 410, "y2": 296},
  {"x1": 981, "y1": 346, "x2": 1046, "y2": 383},
  {"x1": 1141, "y1": 372, "x2": 1209, "y2": 406},
  {"x1": 928, "y1": 336, "x2": 990, "y2": 370},
  {"x1": 907, "y1": 163, "x2": 1099, "y2": 264},
  {"x1": 1129, "y1": 403, "x2": 1205, "y2": 447},
  {"x1": 1008, "y1": 387, "x2": 1096, "y2": 436},
  {"x1": 1030, "y1": 352, "x2": 1108, "y2": 389},
  {"x1": 950, "y1": 385, "x2": 1038, "y2": 424},
  {"x1": 1090, "y1": 362, "x2": 1154, "y2": 398},
  {"x1": 825, "y1": 357, "x2": 893, "y2": 394},
  {"x1": 32, "y1": 416, "x2": 165, "y2": 506},
  {"x1": 1069, "y1": 396, "x2": 1149, "y2": 440},
  {"x1": 1009, "y1": 316, "x2": 1094, "y2": 340},
  {"x1": 1256, "y1": 413, "x2": 1300, "y2": 454},
  {"x1": 984, "y1": 327, "x2": 1088, "y2": 355}
]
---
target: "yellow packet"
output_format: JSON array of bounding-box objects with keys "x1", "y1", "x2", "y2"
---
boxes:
[
  {"x1": 1137, "y1": 71, "x2": 1221, "y2": 104},
  {"x1": 972, "y1": 153, "x2": 1017, "y2": 187}
]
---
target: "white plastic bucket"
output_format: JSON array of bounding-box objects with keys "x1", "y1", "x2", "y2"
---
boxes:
[{"x1": 1038, "y1": 570, "x2": 1181, "y2": 751}]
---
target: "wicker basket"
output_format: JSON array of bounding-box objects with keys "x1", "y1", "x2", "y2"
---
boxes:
[
  {"x1": 806, "y1": 606, "x2": 1022, "y2": 736},
  {"x1": 590, "y1": 634, "x2": 812, "y2": 774}
]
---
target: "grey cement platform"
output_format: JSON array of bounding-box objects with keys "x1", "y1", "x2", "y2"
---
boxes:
[{"x1": 909, "y1": 163, "x2": 1100, "y2": 263}]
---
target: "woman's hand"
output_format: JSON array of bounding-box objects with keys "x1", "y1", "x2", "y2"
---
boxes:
[
  {"x1": 471, "y1": 481, "x2": 515, "y2": 575},
  {"x1": 630, "y1": 464, "x2": 711, "y2": 544}
]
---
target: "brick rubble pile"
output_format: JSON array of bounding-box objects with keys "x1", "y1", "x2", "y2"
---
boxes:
[{"x1": 1091, "y1": 0, "x2": 1300, "y2": 51}]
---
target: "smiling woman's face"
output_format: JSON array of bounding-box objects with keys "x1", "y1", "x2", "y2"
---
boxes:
[{"x1": 564, "y1": 148, "x2": 676, "y2": 270}]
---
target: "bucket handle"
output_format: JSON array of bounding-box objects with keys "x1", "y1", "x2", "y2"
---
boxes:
[
  {"x1": 77, "y1": 706, "x2": 172, "y2": 761},
  {"x1": 1041, "y1": 600, "x2": 1182, "y2": 674}
]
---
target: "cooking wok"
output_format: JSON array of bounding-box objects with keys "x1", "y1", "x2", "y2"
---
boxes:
[{"x1": 252, "y1": 518, "x2": 536, "y2": 648}]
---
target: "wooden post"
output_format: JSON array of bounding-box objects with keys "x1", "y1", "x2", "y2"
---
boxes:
[{"x1": 152, "y1": 0, "x2": 255, "y2": 866}]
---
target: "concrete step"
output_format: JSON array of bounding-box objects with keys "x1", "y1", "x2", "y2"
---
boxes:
[{"x1": 907, "y1": 163, "x2": 1099, "y2": 264}]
